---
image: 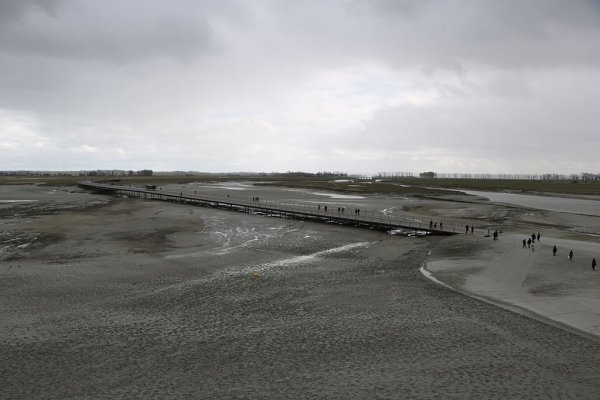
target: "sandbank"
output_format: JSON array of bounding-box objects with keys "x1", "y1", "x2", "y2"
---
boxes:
[{"x1": 425, "y1": 222, "x2": 600, "y2": 341}]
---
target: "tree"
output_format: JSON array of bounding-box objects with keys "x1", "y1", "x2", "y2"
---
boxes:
[{"x1": 419, "y1": 171, "x2": 436, "y2": 178}]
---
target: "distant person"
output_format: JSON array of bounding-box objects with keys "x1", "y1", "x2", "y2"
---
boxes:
[
  {"x1": 324, "y1": 206, "x2": 327, "y2": 212},
  {"x1": 439, "y1": 221, "x2": 443, "y2": 231},
  {"x1": 531, "y1": 233, "x2": 536, "y2": 243},
  {"x1": 493, "y1": 230, "x2": 498, "y2": 240},
  {"x1": 552, "y1": 245, "x2": 557, "y2": 256},
  {"x1": 471, "y1": 226, "x2": 474, "y2": 235},
  {"x1": 466, "y1": 225, "x2": 469, "y2": 234},
  {"x1": 522, "y1": 239, "x2": 527, "y2": 248},
  {"x1": 537, "y1": 232, "x2": 541, "y2": 242},
  {"x1": 527, "y1": 238, "x2": 531, "y2": 248},
  {"x1": 569, "y1": 250, "x2": 574, "y2": 261},
  {"x1": 430, "y1": 220, "x2": 433, "y2": 229},
  {"x1": 592, "y1": 258, "x2": 597, "y2": 271},
  {"x1": 434, "y1": 222, "x2": 437, "y2": 229}
]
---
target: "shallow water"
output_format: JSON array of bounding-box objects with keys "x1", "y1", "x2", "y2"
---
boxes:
[{"x1": 464, "y1": 190, "x2": 600, "y2": 216}]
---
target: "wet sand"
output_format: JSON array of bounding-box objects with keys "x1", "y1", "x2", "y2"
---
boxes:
[
  {"x1": 426, "y1": 233, "x2": 600, "y2": 339},
  {"x1": 2, "y1": 184, "x2": 600, "y2": 399}
]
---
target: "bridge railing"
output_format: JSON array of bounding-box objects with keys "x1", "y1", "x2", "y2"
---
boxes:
[{"x1": 80, "y1": 181, "x2": 481, "y2": 234}]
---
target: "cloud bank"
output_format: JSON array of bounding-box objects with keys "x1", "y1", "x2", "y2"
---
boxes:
[{"x1": 2, "y1": 0, "x2": 600, "y2": 174}]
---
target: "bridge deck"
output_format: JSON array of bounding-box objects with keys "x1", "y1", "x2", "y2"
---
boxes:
[{"x1": 79, "y1": 181, "x2": 464, "y2": 236}]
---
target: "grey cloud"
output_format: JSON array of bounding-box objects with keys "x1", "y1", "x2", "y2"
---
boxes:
[
  {"x1": 3, "y1": 0, "x2": 600, "y2": 70},
  {"x1": 2, "y1": 0, "x2": 600, "y2": 173},
  {"x1": 294, "y1": 0, "x2": 600, "y2": 70},
  {"x1": 0, "y1": 1, "x2": 216, "y2": 63},
  {"x1": 0, "y1": 0, "x2": 63, "y2": 25}
]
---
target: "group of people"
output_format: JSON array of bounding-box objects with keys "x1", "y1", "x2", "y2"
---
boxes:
[
  {"x1": 315, "y1": 205, "x2": 362, "y2": 215},
  {"x1": 429, "y1": 220, "x2": 443, "y2": 230},
  {"x1": 522, "y1": 234, "x2": 597, "y2": 271},
  {"x1": 522, "y1": 232, "x2": 541, "y2": 249}
]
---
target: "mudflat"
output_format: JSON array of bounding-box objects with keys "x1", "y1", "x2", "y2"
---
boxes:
[{"x1": 2, "y1": 184, "x2": 600, "y2": 399}]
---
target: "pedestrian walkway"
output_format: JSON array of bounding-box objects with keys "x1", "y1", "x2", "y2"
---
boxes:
[{"x1": 79, "y1": 181, "x2": 475, "y2": 236}]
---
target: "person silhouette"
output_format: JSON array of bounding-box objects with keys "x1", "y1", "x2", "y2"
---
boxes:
[
  {"x1": 552, "y1": 245, "x2": 557, "y2": 256},
  {"x1": 569, "y1": 250, "x2": 574, "y2": 261}
]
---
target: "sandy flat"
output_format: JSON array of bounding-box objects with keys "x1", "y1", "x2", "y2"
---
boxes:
[
  {"x1": 2, "y1": 184, "x2": 600, "y2": 398},
  {"x1": 426, "y1": 233, "x2": 600, "y2": 339}
]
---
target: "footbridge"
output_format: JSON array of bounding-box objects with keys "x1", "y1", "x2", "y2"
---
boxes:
[{"x1": 79, "y1": 181, "x2": 462, "y2": 236}]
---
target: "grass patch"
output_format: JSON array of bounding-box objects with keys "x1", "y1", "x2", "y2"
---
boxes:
[
  {"x1": 2, "y1": 174, "x2": 600, "y2": 195},
  {"x1": 382, "y1": 178, "x2": 600, "y2": 195}
]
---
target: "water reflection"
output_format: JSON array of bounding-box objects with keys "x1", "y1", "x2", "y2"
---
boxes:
[{"x1": 463, "y1": 190, "x2": 600, "y2": 216}]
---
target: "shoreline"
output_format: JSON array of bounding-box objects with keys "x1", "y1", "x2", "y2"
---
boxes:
[
  {"x1": 420, "y1": 264, "x2": 600, "y2": 344},
  {"x1": 423, "y1": 233, "x2": 600, "y2": 342}
]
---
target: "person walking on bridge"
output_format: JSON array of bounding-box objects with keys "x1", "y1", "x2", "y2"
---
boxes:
[{"x1": 552, "y1": 245, "x2": 557, "y2": 256}]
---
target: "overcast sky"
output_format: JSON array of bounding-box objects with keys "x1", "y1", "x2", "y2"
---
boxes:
[{"x1": 1, "y1": 0, "x2": 600, "y2": 174}]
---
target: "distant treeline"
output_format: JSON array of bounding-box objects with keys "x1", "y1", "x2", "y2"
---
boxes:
[
  {"x1": 377, "y1": 172, "x2": 600, "y2": 181},
  {"x1": 0, "y1": 169, "x2": 153, "y2": 177},
  {"x1": 2, "y1": 170, "x2": 600, "y2": 181}
]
